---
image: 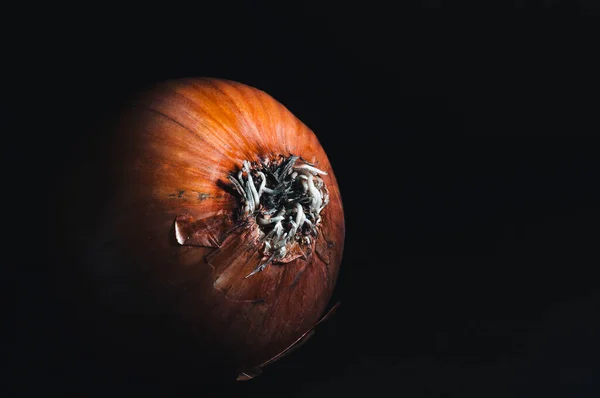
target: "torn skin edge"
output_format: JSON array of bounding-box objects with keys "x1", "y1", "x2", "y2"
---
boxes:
[
  {"x1": 174, "y1": 213, "x2": 235, "y2": 248},
  {"x1": 236, "y1": 301, "x2": 341, "y2": 382},
  {"x1": 176, "y1": 215, "x2": 319, "y2": 299}
]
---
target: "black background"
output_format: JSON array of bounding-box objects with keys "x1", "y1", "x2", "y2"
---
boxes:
[{"x1": 16, "y1": 1, "x2": 600, "y2": 397}]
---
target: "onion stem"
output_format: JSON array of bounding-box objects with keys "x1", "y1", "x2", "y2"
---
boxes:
[{"x1": 229, "y1": 155, "x2": 330, "y2": 277}]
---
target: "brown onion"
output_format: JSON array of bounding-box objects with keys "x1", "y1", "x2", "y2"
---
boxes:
[{"x1": 64, "y1": 77, "x2": 344, "y2": 384}]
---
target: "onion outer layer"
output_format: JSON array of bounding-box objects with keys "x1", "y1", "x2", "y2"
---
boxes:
[{"x1": 66, "y1": 77, "x2": 345, "y2": 383}]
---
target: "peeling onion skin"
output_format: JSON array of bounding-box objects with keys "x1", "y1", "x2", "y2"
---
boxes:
[{"x1": 73, "y1": 78, "x2": 345, "y2": 383}]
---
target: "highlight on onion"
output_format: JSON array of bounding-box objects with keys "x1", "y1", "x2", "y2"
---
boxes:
[{"x1": 63, "y1": 77, "x2": 345, "y2": 384}]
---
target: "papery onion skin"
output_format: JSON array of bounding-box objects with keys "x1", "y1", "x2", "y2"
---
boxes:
[{"x1": 67, "y1": 78, "x2": 344, "y2": 383}]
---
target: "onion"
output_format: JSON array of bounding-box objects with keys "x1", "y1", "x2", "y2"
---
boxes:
[{"x1": 64, "y1": 78, "x2": 345, "y2": 384}]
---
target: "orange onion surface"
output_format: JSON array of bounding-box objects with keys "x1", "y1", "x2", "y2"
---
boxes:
[{"x1": 64, "y1": 77, "x2": 345, "y2": 384}]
